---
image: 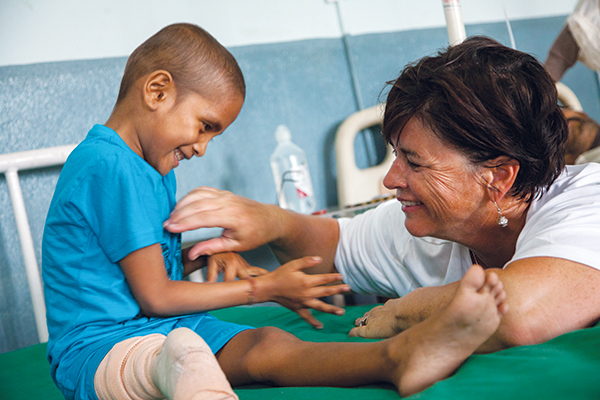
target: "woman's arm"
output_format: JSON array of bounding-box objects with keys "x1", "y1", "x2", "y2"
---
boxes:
[
  {"x1": 164, "y1": 187, "x2": 341, "y2": 275},
  {"x1": 480, "y1": 257, "x2": 600, "y2": 351},
  {"x1": 268, "y1": 209, "x2": 340, "y2": 274},
  {"x1": 119, "y1": 243, "x2": 349, "y2": 321},
  {"x1": 349, "y1": 257, "x2": 600, "y2": 353}
]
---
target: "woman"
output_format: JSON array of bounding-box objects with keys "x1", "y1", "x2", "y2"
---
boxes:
[{"x1": 164, "y1": 36, "x2": 600, "y2": 352}]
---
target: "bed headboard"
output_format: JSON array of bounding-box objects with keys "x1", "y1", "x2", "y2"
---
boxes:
[{"x1": 0, "y1": 144, "x2": 76, "y2": 343}]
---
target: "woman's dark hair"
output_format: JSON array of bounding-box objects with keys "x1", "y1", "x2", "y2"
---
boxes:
[
  {"x1": 116, "y1": 23, "x2": 245, "y2": 104},
  {"x1": 382, "y1": 36, "x2": 568, "y2": 201}
]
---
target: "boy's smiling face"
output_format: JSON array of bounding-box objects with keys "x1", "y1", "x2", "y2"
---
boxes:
[{"x1": 140, "y1": 83, "x2": 244, "y2": 176}]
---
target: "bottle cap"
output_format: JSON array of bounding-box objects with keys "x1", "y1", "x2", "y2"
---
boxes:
[{"x1": 275, "y1": 124, "x2": 292, "y2": 142}]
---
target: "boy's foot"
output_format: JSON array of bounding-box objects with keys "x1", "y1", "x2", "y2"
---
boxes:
[
  {"x1": 152, "y1": 328, "x2": 238, "y2": 400},
  {"x1": 390, "y1": 265, "x2": 507, "y2": 397}
]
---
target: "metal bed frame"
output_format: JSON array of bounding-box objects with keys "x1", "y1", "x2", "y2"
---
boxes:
[{"x1": 0, "y1": 144, "x2": 76, "y2": 343}]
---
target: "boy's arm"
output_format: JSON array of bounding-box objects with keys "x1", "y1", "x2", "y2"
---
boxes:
[{"x1": 119, "y1": 243, "x2": 350, "y2": 319}]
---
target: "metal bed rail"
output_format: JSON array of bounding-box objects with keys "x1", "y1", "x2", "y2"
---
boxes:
[{"x1": 0, "y1": 144, "x2": 77, "y2": 343}]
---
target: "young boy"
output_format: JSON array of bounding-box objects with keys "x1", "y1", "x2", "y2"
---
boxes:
[{"x1": 42, "y1": 23, "x2": 508, "y2": 400}]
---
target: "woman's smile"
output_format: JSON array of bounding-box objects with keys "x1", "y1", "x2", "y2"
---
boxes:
[
  {"x1": 399, "y1": 199, "x2": 424, "y2": 210},
  {"x1": 397, "y1": 193, "x2": 424, "y2": 210}
]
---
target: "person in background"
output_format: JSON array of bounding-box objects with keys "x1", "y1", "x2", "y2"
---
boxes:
[
  {"x1": 165, "y1": 36, "x2": 600, "y2": 353},
  {"x1": 43, "y1": 24, "x2": 508, "y2": 400},
  {"x1": 544, "y1": 0, "x2": 600, "y2": 164},
  {"x1": 544, "y1": 0, "x2": 600, "y2": 81},
  {"x1": 562, "y1": 108, "x2": 600, "y2": 164}
]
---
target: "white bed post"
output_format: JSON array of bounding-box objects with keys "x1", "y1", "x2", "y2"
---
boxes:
[
  {"x1": 5, "y1": 169, "x2": 49, "y2": 343},
  {"x1": 0, "y1": 144, "x2": 76, "y2": 343}
]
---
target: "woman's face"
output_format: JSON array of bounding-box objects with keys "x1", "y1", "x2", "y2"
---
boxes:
[{"x1": 383, "y1": 117, "x2": 487, "y2": 240}]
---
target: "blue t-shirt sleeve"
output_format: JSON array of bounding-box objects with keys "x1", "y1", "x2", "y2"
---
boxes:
[{"x1": 68, "y1": 153, "x2": 168, "y2": 262}]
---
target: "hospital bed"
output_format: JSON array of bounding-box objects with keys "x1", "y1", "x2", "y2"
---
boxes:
[
  {"x1": 1, "y1": 304, "x2": 600, "y2": 399},
  {"x1": 2, "y1": 81, "x2": 600, "y2": 399}
]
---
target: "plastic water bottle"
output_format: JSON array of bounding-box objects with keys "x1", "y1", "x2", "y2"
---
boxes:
[{"x1": 270, "y1": 125, "x2": 316, "y2": 214}]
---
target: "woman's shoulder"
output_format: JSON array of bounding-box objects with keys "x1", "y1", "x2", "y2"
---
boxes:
[
  {"x1": 522, "y1": 163, "x2": 600, "y2": 238},
  {"x1": 515, "y1": 163, "x2": 600, "y2": 269},
  {"x1": 556, "y1": 163, "x2": 600, "y2": 187},
  {"x1": 534, "y1": 163, "x2": 600, "y2": 207}
]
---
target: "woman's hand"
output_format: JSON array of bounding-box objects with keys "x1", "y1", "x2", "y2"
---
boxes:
[
  {"x1": 258, "y1": 256, "x2": 351, "y2": 329},
  {"x1": 205, "y1": 252, "x2": 268, "y2": 282},
  {"x1": 164, "y1": 187, "x2": 286, "y2": 259},
  {"x1": 165, "y1": 186, "x2": 341, "y2": 274},
  {"x1": 348, "y1": 284, "x2": 455, "y2": 338},
  {"x1": 349, "y1": 299, "x2": 407, "y2": 338}
]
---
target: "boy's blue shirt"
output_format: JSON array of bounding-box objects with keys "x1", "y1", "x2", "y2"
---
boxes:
[{"x1": 42, "y1": 125, "x2": 249, "y2": 400}]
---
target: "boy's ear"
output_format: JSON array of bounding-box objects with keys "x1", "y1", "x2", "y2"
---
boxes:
[
  {"x1": 481, "y1": 156, "x2": 520, "y2": 202},
  {"x1": 143, "y1": 70, "x2": 175, "y2": 110}
]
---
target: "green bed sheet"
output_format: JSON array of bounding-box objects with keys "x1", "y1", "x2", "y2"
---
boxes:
[{"x1": 1, "y1": 305, "x2": 599, "y2": 399}]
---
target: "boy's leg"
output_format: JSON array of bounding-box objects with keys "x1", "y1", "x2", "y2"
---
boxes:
[
  {"x1": 216, "y1": 265, "x2": 506, "y2": 397},
  {"x1": 94, "y1": 329, "x2": 237, "y2": 400},
  {"x1": 152, "y1": 328, "x2": 238, "y2": 400},
  {"x1": 95, "y1": 334, "x2": 165, "y2": 400}
]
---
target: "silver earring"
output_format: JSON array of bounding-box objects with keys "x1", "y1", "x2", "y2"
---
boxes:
[{"x1": 494, "y1": 201, "x2": 508, "y2": 227}]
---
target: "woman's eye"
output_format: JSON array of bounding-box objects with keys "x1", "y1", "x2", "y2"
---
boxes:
[
  {"x1": 394, "y1": 148, "x2": 422, "y2": 169},
  {"x1": 406, "y1": 159, "x2": 420, "y2": 169}
]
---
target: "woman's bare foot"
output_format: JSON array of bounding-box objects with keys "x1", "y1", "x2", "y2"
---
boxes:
[{"x1": 389, "y1": 265, "x2": 508, "y2": 397}]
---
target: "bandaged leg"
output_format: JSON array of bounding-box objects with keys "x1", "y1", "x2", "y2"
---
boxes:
[
  {"x1": 95, "y1": 334, "x2": 166, "y2": 400},
  {"x1": 94, "y1": 329, "x2": 237, "y2": 400},
  {"x1": 152, "y1": 328, "x2": 238, "y2": 400}
]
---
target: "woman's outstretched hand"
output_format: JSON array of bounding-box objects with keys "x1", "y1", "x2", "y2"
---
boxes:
[
  {"x1": 164, "y1": 187, "x2": 284, "y2": 260},
  {"x1": 348, "y1": 301, "x2": 403, "y2": 338},
  {"x1": 348, "y1": 283, "x2": 459, "y2": 338},
  {"x1": 259, "y1": 256, "x2": 351, "y2": 329}
]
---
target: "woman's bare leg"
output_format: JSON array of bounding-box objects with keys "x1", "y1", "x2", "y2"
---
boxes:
[{"x1": 216, "y1": 265, "x2": 507, "y2": 397}]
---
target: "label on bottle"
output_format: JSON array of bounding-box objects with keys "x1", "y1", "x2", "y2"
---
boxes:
[
  {"x1": 291, "y1": 163, "x2": 314, "y2": 199},
  {"x1": 271, "y1": 154, "x2": 316, "y2": 213}
]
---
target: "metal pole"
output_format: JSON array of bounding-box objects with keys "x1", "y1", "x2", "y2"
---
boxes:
[
  {"x1": 0, "y1": 143, "x2": 76, "y2": 343},
  {"x1": 5, "y1": 169, "x2": 49, "y2": 343},
  {"x1": 332, "y1": 0, "x2": 378, "y2": 166},
  {"x1": 442, "y1": 0, "x2": 467, "y2": 46}
]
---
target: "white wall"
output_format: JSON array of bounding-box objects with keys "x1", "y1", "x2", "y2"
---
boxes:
[{"x1": 0, "y1": 0, "x2": 577, "y2": 67}]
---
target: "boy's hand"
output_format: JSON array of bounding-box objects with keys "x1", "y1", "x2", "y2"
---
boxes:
[
  {"x1": 205, "y1": 252, "x2": 268, "y2": 282},
  {"x1": 259, "y1": 256, "x2": 351, "y2": 329}
]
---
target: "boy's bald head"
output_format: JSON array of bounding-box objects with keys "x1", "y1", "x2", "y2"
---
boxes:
[{"x1": 117, "y1": 23, "x2": 245, "y2": 104}]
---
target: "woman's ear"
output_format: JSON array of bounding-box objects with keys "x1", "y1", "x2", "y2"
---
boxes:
[
  {"x1": 482, "y1": 156, "x2": 520, "y2": 202},
  {"x1": 143, "y1": 70, "x2": 175, "y2": 110}
]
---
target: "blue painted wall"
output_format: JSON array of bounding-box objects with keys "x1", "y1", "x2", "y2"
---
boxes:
[{"x1": 1, "y1": 16, "x2": 598, "y2": 353}]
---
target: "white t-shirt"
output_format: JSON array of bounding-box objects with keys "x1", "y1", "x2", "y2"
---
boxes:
[{"x1": 334, "y1": 164, "x2": 600, "y2": 298}]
